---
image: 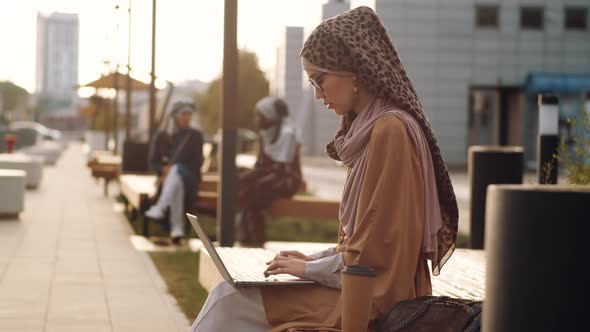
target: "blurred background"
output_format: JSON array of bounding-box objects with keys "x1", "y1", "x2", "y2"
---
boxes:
[
  {"x1": 0, "y1": 1, "x2": 588, "y2": 328},
  {"x1": 0, "y1": 0, "x2": 587, "y2": 167}
]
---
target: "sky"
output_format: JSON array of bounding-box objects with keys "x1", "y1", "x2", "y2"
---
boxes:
[{"x1": 0, "y1": 0, "x2": 332, "y2": 93}]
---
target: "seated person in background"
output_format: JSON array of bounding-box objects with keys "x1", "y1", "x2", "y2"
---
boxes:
[
  {"x1": 146, "y1": 101, "x2": 203, "y2": 245},
  {"x1": 236, "y1": 96, "x2": 303, "y2": 246}
]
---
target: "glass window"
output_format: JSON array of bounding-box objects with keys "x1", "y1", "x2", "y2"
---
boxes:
[
  {"x1": 520, "y1": 6, "x2": 544, "y2": 30},
  {"x1": 476, "y1": 5, "x2": 499, "y2": 28},
  {"x1": 565, "y1": 7, "x2": 587, "y2": 30}
]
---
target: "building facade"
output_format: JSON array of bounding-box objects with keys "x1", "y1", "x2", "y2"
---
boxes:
[
  {"x1": 353, "y1": 0, "x2": 590, "y2": 167},
  {"x1": 36, "y1": 12, "x2": 79, "y2": 101},
  {"x1": 274, "y1": 26, "x2": 305, "y2": 131}
]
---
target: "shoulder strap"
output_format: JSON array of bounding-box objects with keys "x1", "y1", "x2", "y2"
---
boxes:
[{"x1": 170, "y1": 132, "x2": 192, "y2": 164}]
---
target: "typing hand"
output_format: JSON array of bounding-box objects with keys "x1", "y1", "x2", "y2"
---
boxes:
[
  {"x1": 264, "y1": 256, "x2": 306, "y2": 278},
  {"x1": 273, "y1": 250, "x2": 310, "y2": 261}
]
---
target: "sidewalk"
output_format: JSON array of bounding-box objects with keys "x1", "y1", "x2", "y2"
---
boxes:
[{"x1": 0, "y1": 143, "x2": 189, "y2": 331}]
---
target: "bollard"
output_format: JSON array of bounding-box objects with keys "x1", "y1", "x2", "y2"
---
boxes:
[
  {"x1": 537, "y1": 94, "x2": 559, "y2": 184},
  {"x1": 468, "y1": 146, "x2": 523, "y2": 249},
  {"x1": 4, "y1": 134, "x2": 16, "y2": 153},
  {"x1": 483, "y1": 184, "x2": 590, "y2": 332}
]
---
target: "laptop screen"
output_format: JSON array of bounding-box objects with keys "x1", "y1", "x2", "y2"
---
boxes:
[{"x1": 186, "y1": 213, "x2": 235, "y2": 285}]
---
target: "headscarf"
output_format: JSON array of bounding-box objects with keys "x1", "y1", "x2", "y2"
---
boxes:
[
  {"x1": 255, "y1": 96, "x2": 297, "y2": 163},
  {"x1": 300, "y1": 6, "x2": 458, "y2": 275}
]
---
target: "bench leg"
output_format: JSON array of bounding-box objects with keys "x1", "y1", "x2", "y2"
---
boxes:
[
  {"x1": 103, "y1": 179, "x2": 109, "y2": 197},
  {"x1": 142, "y1": 215, "x2": 150, "y2": 237}
]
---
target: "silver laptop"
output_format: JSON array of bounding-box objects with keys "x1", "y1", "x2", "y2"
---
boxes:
[{"x1": 186, "y1": 213, "x2": 315, "y2": 287}]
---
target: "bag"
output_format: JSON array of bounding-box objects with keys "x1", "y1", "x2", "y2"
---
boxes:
[{"x1": 376, "y1": 296, "x2": 482, "y2": 332}]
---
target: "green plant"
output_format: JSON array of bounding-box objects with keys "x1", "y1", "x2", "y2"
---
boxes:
[
  {"x1": 542, "y1": 159, "x2": 555, "y2": 184},
  {"x1": 553, "y1": 107, "x2": 590, "y2": 185}
]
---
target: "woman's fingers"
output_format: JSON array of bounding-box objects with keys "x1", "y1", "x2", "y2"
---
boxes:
[
  {"x1": 267, "y1": 250, "x2": 307, "y2": 264},
  {"x1": 266, "y1": 255, "x2": 288, "y2": 265},
  {"x1": 279, "y1": 250, "x2": 306, "y2": 259},
  {"x1": 264, "y1": 260, "x2": 286, "y2": 276},
  {"x1": 264, "y1": 257, "x2": 305, "y2": 278}
]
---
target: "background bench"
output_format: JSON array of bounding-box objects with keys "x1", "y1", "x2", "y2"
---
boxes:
[
  {"x1": 119, "y1": 174, "x2": 339, "y2": 237},
  {"x1": 87, "y1": 153, "x2": 122, "y2": 196},
  {"x1": 196, "y1": 191, "x2": 338, "y2": 220}
]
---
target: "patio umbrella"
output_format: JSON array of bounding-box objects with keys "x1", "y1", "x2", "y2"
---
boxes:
[
  {"x1": 80, "y1": 71, "x2": 155, "y2": 152},
  {"x1": 79, "y1": 72, "x2": 151, "y2": 91}
]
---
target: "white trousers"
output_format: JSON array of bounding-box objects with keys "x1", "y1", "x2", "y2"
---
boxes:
[
  {"x1": 154, "y1": 164, "x2": 185, "y2": 237},
  {"x1": 190, "y1": 281, "x2": 270, "y2": 332}
]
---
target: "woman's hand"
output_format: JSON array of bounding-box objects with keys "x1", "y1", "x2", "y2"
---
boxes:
[
  {"x1": 263, "y1": 250, "x2": 310, "y2": 278},
  {"x1": 274, "y1": 250, "x2": 310, "y2": 261},
  {"x1": 264, "y1": 255, "x2": 307, "y2": 278}
]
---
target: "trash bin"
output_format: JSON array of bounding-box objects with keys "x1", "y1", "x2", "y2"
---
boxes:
[
  {"x1": 468, "y1": 145, "x2": 524, "y2": 249},
  {"x1": 484, "y1": 184, "x2": 590, "y2": 332}
]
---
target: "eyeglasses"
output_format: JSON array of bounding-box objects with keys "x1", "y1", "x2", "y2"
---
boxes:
[{"x1": 308, "y1": 73, "x2": 327, "y2": 92}]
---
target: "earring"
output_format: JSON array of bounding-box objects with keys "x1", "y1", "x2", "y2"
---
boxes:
[{"x1": 353, "y1": 76, "x2": 358, "y2": 97}]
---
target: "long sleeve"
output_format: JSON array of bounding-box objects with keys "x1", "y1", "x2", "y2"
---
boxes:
[
  {"x1": 342, "y1": 116, "x2": 430, "y2": 318},
  {"x1": 148, "y1": 132, "x2": 166, "y2": 175},
  {"x1": 304, "y1": 252, "x2": 344, "y2": 288},
  {"x1": 307, "y1": 247, "x2": 336, "y2": 261}
]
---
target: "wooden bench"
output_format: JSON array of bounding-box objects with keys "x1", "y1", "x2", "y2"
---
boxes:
[
  {"x1": 196, "y1": 191, "x2": 337, "y2": 219},
  {"x1": 88, "y1": 154, "x2": 122, "y2": 196},
  {"x1": 119, "y1": 174, "x2": 339, "y2": 237},
  {"x1": 119, "y1": 174, "x2": 227, "y2": 236},
  {"x1": 197, "y1": 243, "x2": 486, "y2": 301}
]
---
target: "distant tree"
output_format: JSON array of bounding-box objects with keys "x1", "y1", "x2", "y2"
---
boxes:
[
  {"x1": 0, "y1": 81, "x2": 29, "y2": 112},
  {"x1": 194, "y1": 50, "x2": 269, "y2": 135}
]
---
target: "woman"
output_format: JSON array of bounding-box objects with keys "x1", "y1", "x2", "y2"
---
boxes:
[
  {"x1": 237, "y1": 96, "x2": 303, "y2": 246},
  {"x1": 190, "y1": 6, "x2": 458, "y2": 331}
]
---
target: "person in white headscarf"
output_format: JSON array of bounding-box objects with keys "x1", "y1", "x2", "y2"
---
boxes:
[
  {"x1": 236, "y1": 96, "x2": 303, "y2": 246},
  {"x1": 146, "y1": 101, "x2": 203, "y2": 245}
]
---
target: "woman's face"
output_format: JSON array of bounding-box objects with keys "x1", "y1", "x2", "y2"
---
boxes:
[
  {"x1": 174, "y1": 111, "x2": 192, "y2": 129},
  {"x1": 305, "y1": 69, "x2": 356, "y2": 116}
]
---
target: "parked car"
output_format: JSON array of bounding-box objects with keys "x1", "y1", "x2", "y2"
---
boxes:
[{"x1": 9, "y1": 121, "x2": 62, "y2": 141}]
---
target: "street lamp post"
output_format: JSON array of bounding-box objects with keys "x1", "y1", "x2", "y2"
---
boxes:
[
  {"x1": 112, "y1": 4, "x2": 120, "y2": 154},
  {"x1": 537, "y1": 94, "x2": 559, "y2": 184},
  {"x1": 148, "y1": 0, "x2": 157, "y2": 138},
  {"x1": 125, "y1": 0, "x2": 132, "y2": 141},
  {"x1": 218, "y1": 0, "x2": 239, "y2": 246}
]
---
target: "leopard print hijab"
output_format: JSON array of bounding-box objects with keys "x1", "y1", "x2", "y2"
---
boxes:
[{"x1": 301, "y1": 6, "x2": 458, "y2": 275}]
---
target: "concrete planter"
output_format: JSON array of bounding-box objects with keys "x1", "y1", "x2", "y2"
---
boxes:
[{"x1": 483, "y1": 184, "x2": 590, "y2": 332}]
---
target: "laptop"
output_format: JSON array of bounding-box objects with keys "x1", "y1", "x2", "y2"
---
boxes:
[{"x1": 186, "y1": 213, "x2": 315, "y2": 287}]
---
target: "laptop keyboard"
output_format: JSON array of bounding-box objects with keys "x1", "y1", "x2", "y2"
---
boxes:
[{"x1": 216, "y1": 247, "x2": 299, "y2": 282}]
